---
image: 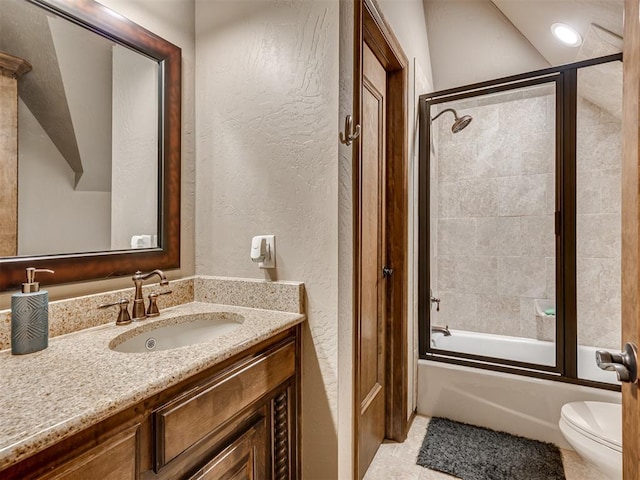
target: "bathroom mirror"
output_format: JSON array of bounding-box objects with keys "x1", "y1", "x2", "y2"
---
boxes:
[{"x1": 0, "y1": 0, "x2": 181, "y2": 291}]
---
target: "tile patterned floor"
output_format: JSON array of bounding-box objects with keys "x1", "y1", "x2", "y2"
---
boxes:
[{"x1": 363, "y1": 416, "x2": 607, "y2": 480}]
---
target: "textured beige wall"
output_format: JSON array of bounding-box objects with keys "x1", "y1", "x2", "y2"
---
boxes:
[{"x1": 194, "y1": 2, "x2": 340, "y2": 477}]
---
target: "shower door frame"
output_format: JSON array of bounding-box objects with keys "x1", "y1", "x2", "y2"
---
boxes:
[{"x1": 418, "y1": 53, "x2": 623, "y2": 390}]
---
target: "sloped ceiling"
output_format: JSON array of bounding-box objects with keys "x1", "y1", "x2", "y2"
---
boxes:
[
  {"x1": 0, "y1": 0, "x2": 83, "y2": 184},
  {"x1": 423, "y1": 0, "x2": 623, "y2": 91},
  {"x1": 491, "y1": 0, "x2": 623, "y2": 67}
]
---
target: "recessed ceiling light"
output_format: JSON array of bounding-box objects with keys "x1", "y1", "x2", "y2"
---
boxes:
[{"x1": 551, "y1": 23, "x2": 582, "y2": 47}]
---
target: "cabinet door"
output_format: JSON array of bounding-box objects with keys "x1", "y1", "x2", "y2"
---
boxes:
[
  {"x1": 39, "y1": 424, "x2": 139, "y2": 480},
  {"x1": 188, "y1": 418, "x2": 266, "y2": 480}
]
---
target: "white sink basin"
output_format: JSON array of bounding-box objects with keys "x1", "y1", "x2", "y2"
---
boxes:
[{"x1": 110, "y1": 312, "x2": 244, "y2": 353}]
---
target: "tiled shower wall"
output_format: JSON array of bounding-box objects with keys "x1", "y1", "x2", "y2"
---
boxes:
[
  {"x1": 576, "y1": 95, "x2": 621, "y2": 350},
  {"x1": 432, "y1": 87, "x2": 621, "y2": 349}
]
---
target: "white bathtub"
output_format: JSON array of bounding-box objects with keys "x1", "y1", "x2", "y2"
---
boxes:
[{"x1": 418, "y1": 330, "x2": 622, "y2": 449}]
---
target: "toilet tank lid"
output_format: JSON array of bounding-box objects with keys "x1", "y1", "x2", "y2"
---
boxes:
[{"x1": 561, "y1": 401, "x2": 622, "y2": 449}]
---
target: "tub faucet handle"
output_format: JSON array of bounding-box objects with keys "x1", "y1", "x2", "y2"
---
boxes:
[
  {"x1": 430, "y1": 295, "x2": 441, "y2": 312},
  {"x1": 596, "y1": 343, "x2": 638, "y2": 383}
]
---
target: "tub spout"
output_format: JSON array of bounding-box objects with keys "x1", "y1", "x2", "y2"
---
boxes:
[{"x1": 431, "y1": 325, "x2": 451, "y2": 336}]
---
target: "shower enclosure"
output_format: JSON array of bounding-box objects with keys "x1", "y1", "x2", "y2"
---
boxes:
[{"x1": 418, "y1": 53, "x2": 622, "y2": 388}]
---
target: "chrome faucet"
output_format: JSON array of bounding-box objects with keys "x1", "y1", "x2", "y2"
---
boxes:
[
  {"x1": 132, "y1": 270, "x2": 169, "y2": 320},
  {"x1": 431, "y1": 325, "x2": 451, "y2": 336}
]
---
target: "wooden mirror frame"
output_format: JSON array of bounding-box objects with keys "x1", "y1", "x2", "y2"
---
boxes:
[{"x1": 0, "y1": 0, "x2": 181, "y2": 291}]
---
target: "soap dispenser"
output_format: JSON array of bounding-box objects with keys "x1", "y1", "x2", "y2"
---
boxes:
[{"x1": 11, "y1": 267, "x2": 54, "y2": 355}]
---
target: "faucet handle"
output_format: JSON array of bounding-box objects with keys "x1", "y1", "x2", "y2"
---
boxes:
[
  {"x1": 98, "y1": 299, "x2": 132, "y2": 326},
  {"x1": 146, "y1": 290, "x2": 172, "y2": 317}
]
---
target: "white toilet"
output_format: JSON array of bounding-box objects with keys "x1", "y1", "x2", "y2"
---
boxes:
[{"x1": 559, "y1": 401, "x2": 622, "y2": 480}]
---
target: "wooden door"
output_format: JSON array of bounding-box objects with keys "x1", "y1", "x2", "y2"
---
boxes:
[
  {"x1": 622, "y1": 1, "x2": 640, "y2": 477},
  {"x1": 357, "y1": 42, "x2": 388, "y2": 480}
]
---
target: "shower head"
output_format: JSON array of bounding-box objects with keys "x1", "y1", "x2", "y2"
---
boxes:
[
  {"x1": 431, "y1": 108, "x2": 473, "y2": 133},
  {"x1": 451, "y1": 114, "x2": 472, "y2": 133}
]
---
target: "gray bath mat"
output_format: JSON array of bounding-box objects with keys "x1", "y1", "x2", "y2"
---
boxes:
[{"x1": 417, "y1": 417, "x2": 566, "y2": 480}]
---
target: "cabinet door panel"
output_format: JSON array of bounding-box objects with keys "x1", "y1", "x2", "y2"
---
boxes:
[
  {"x1": 189, "y1": 418, "x2": 266, "y2": 480},
  {"x1": 40, "y1": 424, "x2": 139, "y2": 480},
  {"x1": 155, "y1": 340, "x2": 295, "y2": 469}
]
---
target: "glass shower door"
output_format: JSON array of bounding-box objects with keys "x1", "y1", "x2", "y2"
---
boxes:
[
  {"x1": 427, "y1": 79, "x2": 558, "y2": 369},
  {"x1": 575, "y1": 60, "x2": 622, "y2": 385}
]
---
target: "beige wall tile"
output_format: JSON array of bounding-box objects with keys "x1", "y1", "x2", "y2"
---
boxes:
[
  {"x1": 600, "y1": 168, "x2": 621, "y2": 213},
  {"x1": 498, "y1": 174, "x2": 548, "y2": 216},
  {"x1": 576, "y1": 169, "x2": 602, "y2": 214},
  {"x1": 520, "y1": 215, "x2": 555, "y2": 257},
  {"x1": 499, "y1": 96, "x2": 549, "y2": 134},
  {"x1": 437, "y1": 218, "x2": 476, "y2": 256},
  {"x1": 476, "y1": 294, "x2": 521, "y2": 337},
  {"x1": 546, "y1": 257, "x2": 556, "y2": 299},
  {"x1": 439, "y1": 178, "x2": 499, "y2": 218},
  {"x1": 437, "y1": 256, "x2": 497, "y2": 295},
  {"x1": 577, "y1": 121, "x2": 622, "y2": 172},
  {"x1": 432, "y1": 291, "x2": 477, "y2": 331},
  {"x1": 576, "y1": 257, "x2": 620, "y2": 348},
  {"x1": 545, "y1": 173, "x2": 556, "y2": 214},
  {"x1": 475, "y1": 133, "x2": 522, "y2": 178},
  {"x1": 576, "y1": 257, "x2": 621, "y2": 305},
  {"x1": 438, "y1": 141, "x2": 477, "y2": 183},
  {"x1": 577, "y1": 213, "x2": 621, "y2": 258},
  {"x1": 475, "y1": 216, "x2": 521, "y2": 256},
  {"x1": 520, "y1": 131, "x2": 555, "y2": 175},
  {"x1": 497, "y1": 256, "x2": 546, "y2": 298}
]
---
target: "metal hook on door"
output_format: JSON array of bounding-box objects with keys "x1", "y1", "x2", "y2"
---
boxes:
[{"x1": 340, "y1": 115, "x2": 361, "y2": 146}]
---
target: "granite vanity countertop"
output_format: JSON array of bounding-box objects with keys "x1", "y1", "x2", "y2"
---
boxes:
[{"x1": 0, "y1": 301, "x2": 305, "y2": 470}]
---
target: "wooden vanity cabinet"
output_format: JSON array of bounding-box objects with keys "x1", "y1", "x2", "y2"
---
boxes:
[{"x1": 1, "y1": 326, "x2": 300, "y2": 480}]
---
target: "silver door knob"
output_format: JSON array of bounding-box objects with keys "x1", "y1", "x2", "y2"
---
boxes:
[{"x1": 596, "y1": 342, "x2": 638, "y2": 383}]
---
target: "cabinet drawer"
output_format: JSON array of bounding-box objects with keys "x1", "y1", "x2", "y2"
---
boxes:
[{"x1": 154, "y1": 340, "x2": 295, "y2": 469}]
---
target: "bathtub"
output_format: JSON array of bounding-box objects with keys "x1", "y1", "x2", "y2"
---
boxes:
[{"x1": 417, "y1": 330, "x2": 622, "y2": 449}]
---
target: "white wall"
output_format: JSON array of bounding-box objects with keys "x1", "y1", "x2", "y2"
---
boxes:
[
  {"x1": 194, "y1": 1, "x2": 340, "y2": 477},
  {"x1": 18, "y1": 99, "x2": 111, "y2": 255},
  {"x1": 111, "y1": 45, "x2": 159, "y2": 250},
  {"x1": 424, "y1": 0, "x2": 548, "y2": 90},
  {"x1": 49, "y1": 15, "x2": 113, "y2": 192}
]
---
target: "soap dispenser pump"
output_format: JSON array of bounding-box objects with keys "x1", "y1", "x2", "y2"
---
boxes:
[{"x1": 11, "y1": 267, "x2": 54, "y2": 355}]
